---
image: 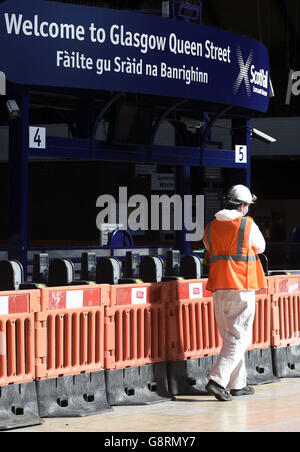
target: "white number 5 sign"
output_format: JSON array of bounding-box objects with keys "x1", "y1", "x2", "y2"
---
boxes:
[{"x1": 235, "y1": 145, "x2": 247, "y2": 163}]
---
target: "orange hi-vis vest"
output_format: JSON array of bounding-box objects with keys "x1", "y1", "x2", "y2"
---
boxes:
[{"x1": 203, "y1": 216, "x2": 267, "y2": 292}]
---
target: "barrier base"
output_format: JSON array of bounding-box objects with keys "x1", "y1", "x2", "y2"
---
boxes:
[
  {"x1": 105, "y1": 362, "x2": 174, "y2": 405},
  {"x1": 272, "y1": 345, "x2": 300, "y2": 378},
  {"x1": 0, "y1": 381, "x2": 44, "y2": 431},
  {"x1": 167, "y1": 356, "x2": 219, "y2": 395},
  {"x1": 36, "y1": 370, "x2": 112, "y2": 417},
  {"x1": 246, "y1": 348, "x2": 280, "y2": 385}
]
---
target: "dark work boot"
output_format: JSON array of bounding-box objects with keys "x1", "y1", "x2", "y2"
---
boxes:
[
  {"x1": 230, "y1": 386, "x2": 255, "y2": 397},
  {"x1": 205, "y1": 379, "x2": 233, "y2": 402}
]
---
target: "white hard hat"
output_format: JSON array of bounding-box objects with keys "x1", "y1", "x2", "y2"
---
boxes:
[{"x1": 226, "y1": 184, "x2": 257, "y2": 205}]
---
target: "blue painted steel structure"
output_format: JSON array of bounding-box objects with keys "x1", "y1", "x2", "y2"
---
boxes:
[
  {"x1": 4, "y1": 1, "x2": 263, "y2": 277},
  {"x1": 7, "y1": 87, "x2": 250, "y2": 278},
  {"x1": 8, "y1": 87, "x2": 29, "y2": 270}
]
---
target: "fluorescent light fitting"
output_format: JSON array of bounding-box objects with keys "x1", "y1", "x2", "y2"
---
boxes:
[{"x1": 251, "y1": 128, "x2": 276, "y2": 144}]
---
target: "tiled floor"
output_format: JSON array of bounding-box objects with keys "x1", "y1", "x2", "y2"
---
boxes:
[{"x1": 9, "y1": 378, "x2": 300, "y2": 433}]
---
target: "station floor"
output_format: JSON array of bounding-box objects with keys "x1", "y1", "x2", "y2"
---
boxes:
[{"x1": 8, "y1": 378, "x2": 300, "y2": 433}]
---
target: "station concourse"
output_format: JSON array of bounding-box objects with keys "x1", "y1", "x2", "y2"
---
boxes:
[
  {"x1": 0, "y1": 0, "x2": 300, "y2": 434},
  {"x1": 6, "y1": 378, "x2": 300, "y2": 433}
]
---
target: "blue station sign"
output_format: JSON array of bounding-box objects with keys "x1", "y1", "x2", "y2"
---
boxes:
[{"x1": 0, "y1": 0, "x2": 270, "y2": 112}]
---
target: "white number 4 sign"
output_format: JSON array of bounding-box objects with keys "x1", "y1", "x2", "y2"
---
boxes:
[
  {"x1": 29, "y1": 127, "x2": 46, "y2": 149},
  {"x1": 235, "y1": 145, "x2": 247, "y2": 163}
]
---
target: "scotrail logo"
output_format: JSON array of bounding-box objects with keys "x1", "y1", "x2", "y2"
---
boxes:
[
  {"x1": 233, "y1": 46, "x2": 269, "y2": 98},
  {"x1": 233, "y1": 46, "x2": 253, "y2": 98}
]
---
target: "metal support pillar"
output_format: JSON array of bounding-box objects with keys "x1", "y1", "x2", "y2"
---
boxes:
[
  {"x1": 175, "y1": 165, "x2": 191, "y2": 255},
  {"x1": 231, "y1": 118, "x2": 251, "y2": 188},
  {"x1": 8, "y1": 87, "x2": 29, "y2": 278}
]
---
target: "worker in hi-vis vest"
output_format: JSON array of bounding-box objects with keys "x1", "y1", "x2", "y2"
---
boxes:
[{"x1": 203, "y1": 184, "x2": 267, "y2": 402}]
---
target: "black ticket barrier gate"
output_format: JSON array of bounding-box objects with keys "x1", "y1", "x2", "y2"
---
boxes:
[
  {"x1": 180, "y1": 254, "x2": 203, "y2": 279},
  {"x1": 48, "y1": 258, "x2": 95, "y2": 287},
  {"x1": 0, "y1": 259, "x2": 44, "y2": 291},
  {"x1": 48, "y1": 258, "x2": 75, "y2": 286},
  {"x1": 96, "y1": 255, "x2": 142, "y2": 285},
  {"x1": 139, "y1": 256, "x2": 164, "y2": 283},
  {"x1": 96, "y1": 257, "x2": 121, "y2": 285},
  {"x1": 0, "y1": 259, "x2": 24, "y2": 290},
  {"x1": 140, "y1": 252, "x2": 184, "y2": 283}
]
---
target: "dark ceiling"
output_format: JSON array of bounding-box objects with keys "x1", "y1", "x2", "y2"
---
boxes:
[{"x1": 201, "y1": 0, "x2": 300, "y2": 118}]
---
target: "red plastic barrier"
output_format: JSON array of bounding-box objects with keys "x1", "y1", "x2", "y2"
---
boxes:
[
  {"x1": 266, "y1": 276, "x2": 275, "y2": 295},
  {"x1": 105, "y1": 282, "x2": 171, "y2": 370},
  {"x1": 167, "y1": 278, "x2": 220, "y2": 361},
  {"x1": 248, "y1": 294, "x2": 272, "y2": 351},
  {"x1": 166, "y1": 296, "x2": 222, "y2": 361},
  {"x1": 271, "y1": 293, "x2": 300, "y2": 348},
  {"x1": 171, "y1": 277, "x2": 273, "y2": 300},
  {"x1": 167, "y1": 279, "x2": 217, "y2": 361},
  {"x1": 106, "y1": 303, "x2": 166, "y2": 370},
  {"x1": 35, "y1": 284, "x2": 110, "y2": 379},
  {"x1": 268, "y1": 275, "x2": 300, "y2": 348},
  {"x1": 0, "y1": 290, "x2": 40, "y2": 386},
  {"x1": 272, "y1": 274, "x2": 300, "y2": 295},
  {"x1": 167, "y1": 278, "x2": 274, "y2": 361},
  {"x1": 171, "y1": 278, "x2": 212, "y2": 302},
  {"x1": 109, "y1": 281, "x2": 171, "y2": 307}
]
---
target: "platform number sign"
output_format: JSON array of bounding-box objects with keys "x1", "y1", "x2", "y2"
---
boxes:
[
  {"x1": 29, "y1": 127, "x2": 46, "y2": 149},
  {"x1": 235, "y1": 145, "x2": 247, "y2": 164}
]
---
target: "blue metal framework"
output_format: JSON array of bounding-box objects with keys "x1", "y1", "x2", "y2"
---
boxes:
[
  {"x1": 29, "y1": 136, "x2": 248, "y2": 170},
  {"x1": 6, "y1": 1, "x2": 252, "y2": 277},
  {"x1": 7, "y1": 84, "x2": 250, "y2": 278}
]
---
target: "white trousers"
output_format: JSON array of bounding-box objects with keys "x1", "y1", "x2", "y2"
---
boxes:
[{"x1": 208, "y1": 289, "x2": 256, "y2": 390}]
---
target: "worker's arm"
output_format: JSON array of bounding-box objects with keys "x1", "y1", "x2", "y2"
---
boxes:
[{"x1": 249, "y1": 222, "x2": 266, "y2": 254}]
